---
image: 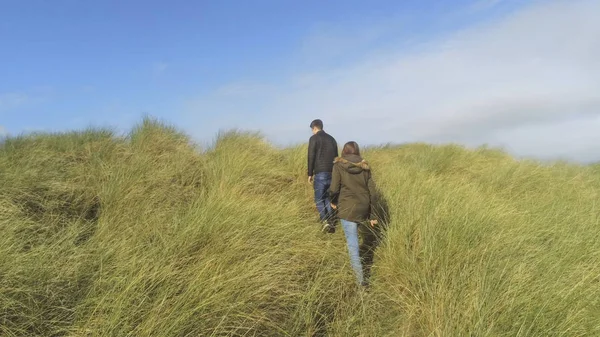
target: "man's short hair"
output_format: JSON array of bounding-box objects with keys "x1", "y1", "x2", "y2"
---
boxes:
[{"x1": 310, "y1": 119, "x2": 323, "y2": 130}]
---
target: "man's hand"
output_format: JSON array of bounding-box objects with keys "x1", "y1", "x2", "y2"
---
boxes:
[
  {"x1": 308, "y1": 176, "x2": 313, "y2": 184},
  {"x1": 331, "y1": 203, "x2": 337, "y2": 210},
  {"x1": 369, "y1": 219, "x2": 378, "y2": 227}
]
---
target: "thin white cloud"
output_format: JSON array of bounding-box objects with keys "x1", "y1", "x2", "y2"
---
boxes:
[
  {"x1": 0, "y1": 92, "x2": 29, "y2": 111},
  {"x1": 184, "y1": 0, "x2": 600, "y2": 162},
  {"x1": 490, "y1": 114, "x2": 600, "y2": 160},
  {"x1": 469, "y1": 0, "x2": 507, "y2": 12},
  {"x1": 0, "y1": 125, "x2": 6, "y2": 137},
  {"x1": 299, "y1": 16, "x2": 408, "y2": 66},
  {"x1": 214, "y1": 82, "x2": 276, "y2": 98},
  {"x1": 81, "y1": 85, "x2": 96, "y2": 93},
  {"x1": 153, "y1": 62, "x2": 169, "y2": 75}
]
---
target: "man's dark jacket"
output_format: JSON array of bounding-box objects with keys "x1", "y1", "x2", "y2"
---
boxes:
[{"x1": 307, "y1": 130, "x2": 338, "y2": 176}]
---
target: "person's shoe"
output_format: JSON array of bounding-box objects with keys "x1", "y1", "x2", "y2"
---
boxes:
[{"x1": 321, "y1": 222, "x2": 335, "y2": 233}]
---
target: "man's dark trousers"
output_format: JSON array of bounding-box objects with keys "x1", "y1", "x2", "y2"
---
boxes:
[{"x1": 313, "y1": 172, "x2": 334, "y2": 223}]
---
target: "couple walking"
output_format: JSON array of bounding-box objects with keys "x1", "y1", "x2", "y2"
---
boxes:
[{"x1": 307, "y1": 119, "x2": 379, "y2": 287}]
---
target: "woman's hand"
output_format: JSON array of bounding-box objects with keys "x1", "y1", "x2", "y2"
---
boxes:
[
  {"x1": 331, "y1": 203, "x2": 337, "y2": 210},
  {"x1": 369, "y1": 219, "x2": 378, "y2": 227}
]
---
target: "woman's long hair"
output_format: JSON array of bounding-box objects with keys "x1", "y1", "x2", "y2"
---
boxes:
[{"x1": 342, "y1": 141, "x2": 360, "y2": 156}]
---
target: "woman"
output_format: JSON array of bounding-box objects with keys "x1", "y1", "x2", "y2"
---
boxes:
[{"x1": 329, "y1": 141, "x2": 378, "y2": 286}]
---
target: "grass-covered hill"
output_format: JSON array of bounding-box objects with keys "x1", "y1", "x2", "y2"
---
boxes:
[{"x1": 1, "y1": 119, "x2": 599, "y2": 336}]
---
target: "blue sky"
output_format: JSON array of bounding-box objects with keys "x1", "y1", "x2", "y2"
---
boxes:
[{"x1": 2, "y1": 0, "x2": 599, "y2": 161}]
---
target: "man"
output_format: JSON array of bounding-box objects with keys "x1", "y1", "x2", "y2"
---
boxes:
[{"x1": 307, "y1": 119, "x2": 338, "y2": 233}]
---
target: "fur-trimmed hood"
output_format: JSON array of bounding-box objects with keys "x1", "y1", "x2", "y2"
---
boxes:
[{"x1": 334, "y1": 154, "x2": 370, "y2": 174}]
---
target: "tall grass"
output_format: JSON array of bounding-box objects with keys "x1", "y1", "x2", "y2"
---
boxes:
[{"x1": 1, "y1": 118, "x2": 599, "y2": 336}]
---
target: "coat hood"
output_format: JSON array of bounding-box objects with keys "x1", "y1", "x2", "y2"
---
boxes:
[{"x1": 334, "y1": 154, "x2": 370, "y2": 174}]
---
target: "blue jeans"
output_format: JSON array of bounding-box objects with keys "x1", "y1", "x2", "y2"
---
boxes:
[
  {"x1": 341, "y1": 219, "x2": 364, "y2": 285},
  {"x1": 313, "y1": 172, "x2": 334, "y2": 222}
]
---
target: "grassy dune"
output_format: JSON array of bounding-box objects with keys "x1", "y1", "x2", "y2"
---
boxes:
[{"x1": 1, "y1": 119, "x2": 599, "y2": 336}]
